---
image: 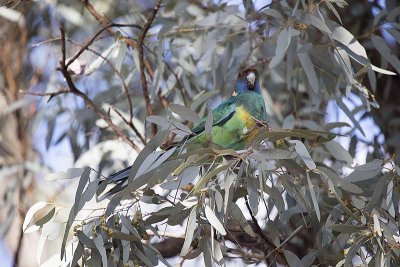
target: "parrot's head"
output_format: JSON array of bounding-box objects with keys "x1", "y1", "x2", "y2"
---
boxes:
[{"x1": 235, "y1": 68, "x2": 261, "y2": 94}]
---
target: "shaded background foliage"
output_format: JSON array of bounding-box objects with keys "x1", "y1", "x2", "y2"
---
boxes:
[{"x1": 0, "y1": 0, "x2": 400, "y2": 266}]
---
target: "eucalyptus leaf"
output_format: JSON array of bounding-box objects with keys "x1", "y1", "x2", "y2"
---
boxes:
[
  {"x1": 180, "y1": 207, "x2": 198, "y2": 256},
  {"x1": 170, "y1": 104, "x2": 201, "y2": 123},
  {"x1": 324, "y1": 141, "x2": 353, "y2": 165},
  {"x1": 229, "y1": 202, "x2": 255, "y2": 237},
  {"x1": 298, "y1": 50, "x2": 319, "y2": 94},
  {"x1": 288, "y1": 140, "x2": 316, "y2": 169},
  {"x1": 205, "y1": 107, "x2": 213, "y2": 134},
  {"x1": 61, "y1": 167, "x2": 91, "y2": 259},
  {"x1": 344, "y1": 236, "x2": 368, "y2": 267},
  {"x1": 371, "y1": 35, "x2": 400, "y2": 74},
  {"x1": 306, "y1": 172, "x2": 320, "y2": 221},
  {"x1": 23, "y1": 202, "x2": 49, "y2": 233},
  {"x1": 93, "y1": 234, "x2": 107, "y2": 267},
  {"x1": 345, "y1": 159, "x2": 383, "y2": 182},
  {"x1": 204, "y1": 205, "x2": 226, "y2": 235},
  {"x1": 284, "y1": 249, "x2": 305, "y2": 267}
]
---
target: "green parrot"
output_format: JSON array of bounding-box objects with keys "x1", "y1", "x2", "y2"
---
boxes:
[
  {"x1": 105, "y1": 68, "x2": 267, "y2": 184},
  {"x1": 187, "y1": 68, "x2": 267, "y2": 150}
]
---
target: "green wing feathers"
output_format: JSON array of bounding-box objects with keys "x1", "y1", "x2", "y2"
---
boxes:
[{"x1": 189, "y1": 92, "x2": 267, "y2": 150}]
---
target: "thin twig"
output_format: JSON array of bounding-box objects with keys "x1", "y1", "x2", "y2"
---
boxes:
[
  {"x1": 80, "y1": 0, "x2": 156, "y2": 133},
  {"x1": 70, "y1": 41, "x2": 135, "y2": 123},
  {"x1": 111, "y1": 106, "x2": 146, "y2": 145},
  {"x1": 143, "y1": 43, "x2": 183, "y2": 106},
  {"x1": 244, "y1": 195, "x2": 277, "y2": 250},
  {"x1": 165, "y1": 61, "x2": 188, "y2": 106},
  {"x1": 57, "y1": 24, "x2": 141, "y2": 152},
  {"x1": 65, "y1": 23, "x2": 141, "y2": 69},
  {"x1": 20, "y1": 88, "x2": 70, "y2": 97},
  {"x1": 137, "y1": 0, "x2": 162, "y2": 137},
  {"x1": 224, "y1": 247, "x2": 265, "y2": 262},
  {"x1": 80, "y1": 0, "x2": 112, "y2": 28}
]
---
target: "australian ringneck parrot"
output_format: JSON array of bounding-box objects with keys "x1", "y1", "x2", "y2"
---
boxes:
[
  {"x1": 187, "y1": 68, "x2": 267, "y2": 150},
  {"x1": 106, "y1": 68, "x2": 267, "y2": 184}
]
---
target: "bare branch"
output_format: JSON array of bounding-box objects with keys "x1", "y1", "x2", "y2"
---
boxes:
[
  {"x1": 65, "y1": 23, "x2": 141, "y2": 69},
  {"x1": 57, "y1": 24, "x2": 141, "y2": 152},
  {"x1": 137, "y1": 0, "x2": 162, "y2": 137},
  {"x1": 20, "y1": 88, "x2": 70, "y2": 98},
  {"x1": 69, "y1": 40, "x2": 135, "y2": 124},
  {"x1": 244, "y1": 195, "x2": 277, "y2": 251},
  {"x1": 165, "y1": 62, "x2": 188, "y2": 106},
  {"x1": 80, "y1": 0, "x2": 157, "y2": 137},
  {"x1": 111, "y1": 106, "x2": 146, "y2": 145}
]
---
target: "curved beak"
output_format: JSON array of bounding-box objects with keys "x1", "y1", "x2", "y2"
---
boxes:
[{"x1": 246, "y1": 72, "x2": 256, "y2": 86}]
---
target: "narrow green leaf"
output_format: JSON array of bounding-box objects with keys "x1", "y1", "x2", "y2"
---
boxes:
[
  {"x1": 386, "y1": 180, "x2": 395, "y2": 217},
  {"x1": 345, "y1": 159, "x2": 383, "y2": 182},
  {"x1": 284, "y1": 249, "x2": 305, "y2": 267},
  {"x1": 365, "y1": 177, "x2": 387, "y2": 213},
  {"x1": 306, "y1": 172, "x2": 320, "y2": 221},
  {"x1": 252, "y1": 149, "x2": 297, "y2": 160},
  {"x1": 190, "y1": 164, "x2": 229, "y2": 196},
  {"x1": 180, "y1": 207, "x2": 198, "y2": 256},
  {"x1": 71, "y1": 243, "x2": 84, "y2": 267},
  {"x1": 270, "y1": 27, "x2": 291, "y2": 68},
  {"x1": 371, "y1": 35, "x2": 400, "y2": 74},
  {"x1": 35, "y1": 207, "x2": 55, "y2": 227},
  {"x1": 301, "y1": 250, "x2": 318, "y2": 266},
  {"x1": 23, "y1": 202, "x2": 49, "y2": 233},
  {"x1": 127, "y1": 130, "x2": 168, "y2": 183},
  {"x1": 170, "y1": 104, "x2": 200, "y2": 123},
  {"x1": 336, "y1": 99, "x2": 365, "y2": 136},
  {"x1": 133, "y1": 245, "x2": 153, "y2": 267},
  {"x1": 288, "y1": 140, "x2": 316, "y2": 169},
  {"x1": 204, "y1": 205, "x2": 226, "y2": 235},
  {"x1": 61, "y1": 167, "x2": 91, "y2": 259},
  {"x1": 319, "y1": 167, "x2": 363, "y2": 194},
  {"x1": 344, "y1": 236, "x2": 368, "y2": 267},
  {"x1": 76, "y1": 230, "x2": 96, "y2": 248},
  {"x1": 93, "y1": 234, "x2": 107, "y2": 267},
  {"x1": 85, "y1": 42, "x2": 118, "y2": 75},
  {"x1": 115, "y1": 41, "x2": 127, "y2": 73},
  {"x1": 324, "y1": 140, "x2": 353, "y2": 165},
  {"x1": 115, "y1": 160, "x2": 181, "y2": 198},
  {"x1": 212, "y1": 238, "x2": 223, "y2": 264},
  {"x1": 264, "y1": 8, "x2": 283, "y2": 19},
  {"x1": 190, "y1": 90, "x2": 220, "y2": 111},
  {"x1": 229, "y1": 202, "x2": 255, "y2": 237},
  {"x1": 330, "y1": 23, "x2": 396, "y2": 75},
  {"x1": 120, "y1": 216, "x2": 141, "y2": 240},
  {"x1": 298, "y1": 48, "x2": 319, "y2": 94},
  {"x1": 308, "y1": 14, "x2": 332, "y2": 33}
]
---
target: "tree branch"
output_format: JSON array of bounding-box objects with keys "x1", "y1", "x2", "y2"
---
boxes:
[
  {"x1": 57, "y1": 24, "x2": 141, "y2": 152},
  {"x1": 137, "y1": 0, "x2": 162, "y2": 137},
  {"x1": 65, "y1": 23, "x2": 141, "y2": 69},
  {"x1": 244, "y1": 195, "x2": 277, "y2": 251},
  {"x1": 111, "y1": 106, "x2": 146, "y2": 145},
  {"x1": 80, "y1": 0, "x2": 158, "y2": 137},
  {"x1": 20, "y1": 88, "x2": 70, "y2": 98}
]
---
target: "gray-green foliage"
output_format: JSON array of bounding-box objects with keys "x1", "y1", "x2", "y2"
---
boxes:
[{"x1": 20, "y1": 0, "x2": 400, "y2": 266}]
